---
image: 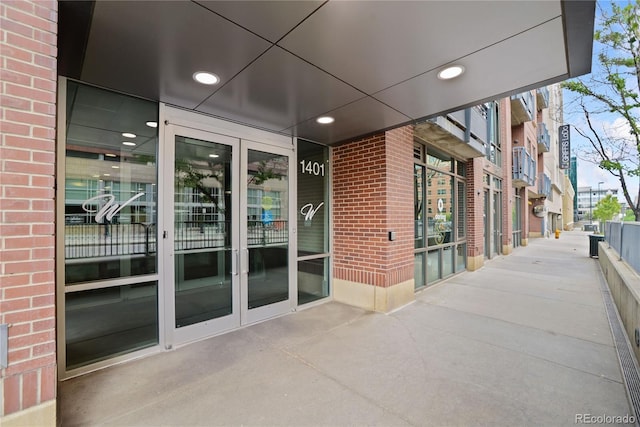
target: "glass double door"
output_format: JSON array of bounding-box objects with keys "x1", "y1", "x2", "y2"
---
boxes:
[{"x1": 165, "y1": 125, "x2": 293, "y2": 346}]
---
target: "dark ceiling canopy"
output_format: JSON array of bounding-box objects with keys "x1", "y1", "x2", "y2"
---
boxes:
[{"x1": 58, "y1": 0, "x2": 595, "y2": 146}]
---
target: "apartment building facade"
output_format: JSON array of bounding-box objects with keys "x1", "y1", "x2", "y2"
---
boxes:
[{"x1": 0, "y1": 1, "x2": 594, "y2": 425}]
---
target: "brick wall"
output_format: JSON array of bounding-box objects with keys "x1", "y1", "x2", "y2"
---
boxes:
[
  {"x1": 466, "y1": 157, "x2": 484, "y2": 259},
  {"x1": 1, "y1": 0, "x2": 58, "y2": 418},
  {"x1": 332, "y1": 126, "x2": 414, "y2": 288}
]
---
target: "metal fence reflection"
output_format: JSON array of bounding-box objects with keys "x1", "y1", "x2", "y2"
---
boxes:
[
  {"x1": 65, "y1": 219, "x2": 288, "y2": 259},
  {"x1": 65, "y1": 222, "x2": 156, "y2": 259}
]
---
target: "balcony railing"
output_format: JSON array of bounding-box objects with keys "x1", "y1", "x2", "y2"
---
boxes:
[
  {"x1": 537, "y1": 122, "x2": 550, "y2": 153},
  {"x1": 417, "y1": 105, "x2": 491, "y2": 159},
  {"x1": 510, "y1": 92, "x2": 534, "y2": 125},
  {"x1": 512, "y1": 147, "x2": 536, "y2": 187},
  {"x1": 538, "y1": 173, "x2": 551, "y2": 199},
  {"x1": 536, "y1": 86, "x2": 549, "y2": 110}
]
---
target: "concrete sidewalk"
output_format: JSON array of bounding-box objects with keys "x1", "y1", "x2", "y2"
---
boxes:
[{"x1": 59, "y1": 231, "x2": 632, "y2": 426}]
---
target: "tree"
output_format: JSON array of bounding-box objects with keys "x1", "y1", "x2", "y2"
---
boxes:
[
  {"x1": 562, "y1": 1, "x2": 640, "y2": 220},
  {"x1": 624, "y1": 208, "x2": 636, "y2": 220},
  {"x1": 593, "y1": 194, "x2": 621, "y2": 222}
]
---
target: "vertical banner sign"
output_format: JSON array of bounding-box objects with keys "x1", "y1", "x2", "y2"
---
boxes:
[{"x1": 559, "y1": 124, "x2": 570, "y2": 169}]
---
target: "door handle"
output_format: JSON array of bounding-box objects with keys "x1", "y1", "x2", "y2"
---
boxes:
[
  {"x1": 242, "y1": 249, "x2": 249, "y2": 274},
  {"x1": 231, "y1": 249, "x2": 238, "y2": 276}
]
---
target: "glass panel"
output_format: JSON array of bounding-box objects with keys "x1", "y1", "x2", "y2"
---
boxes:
[
  {"x1": 174, "y1": 136, "x2": 233, "y2": 327},
  {"x1": 456, "y1": 160, "x2": 466, "y2": 177},
  {"x1": 427, "y1": 152, "x2": 452, "y2": 172},
  {"x1": 297, "y1": 140, "x2": 329, "y2": 256},
  {"x1": 493, "y1": 189, "x2": 502, "y2": 255},
  {"x1": 427, "y1": 172, "x2": 453, "y2": 246},
  {"x1": 247, "y1": 149, "x2": 289, "y2": 309},
  {"x1": 65, "y1": 281, "x2": 158, "y2": 369},
  {"x1": 456, "y1": 244, "x2": 466, "y2": 273},
  {"x1": 415, "y1": 164, "x2": 426, "y2": 248},
  {"x1": 298, "y1": 257, "x2": 329, "y2": 304},
  {"x1": 64, "y1": 81, "x2": 158, "y2": 284},
  {"x1": 442, "y1": 246, "x2": 454, "y2": 277},
  {"x1": 427, "y1": 250, "x2": 440, "y2": 283},
  {"x1": 414, "y1": 252, "x2": 425, "y2": 289}
]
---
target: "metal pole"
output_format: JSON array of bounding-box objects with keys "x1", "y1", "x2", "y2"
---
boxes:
[
  {"x1": 589, "y1": 187, "x2": 593, "y2": 224},
  {"x1": 597, "y1": 181, "x2": 604, "y2": 230}
]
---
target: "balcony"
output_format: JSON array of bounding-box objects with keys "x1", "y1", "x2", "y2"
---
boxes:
[
  {"x1": 536, "y1": 86, "x2": 550, "y2": 110},
  {"x1": 510, "y1": 92, "x2": 534, "y2": 125},
  {"x1": 415, "y1": 106, "x2": 488, "y2": 159},
  {"x1": 512, "y1": 147, "x2": 536, "y2": 187},
  {"x1": 537, "y1": 122, "x2": 550, "y2": 153},
  {"x1": 532, "y1": 173, "x2": 552, "y2": 199}
]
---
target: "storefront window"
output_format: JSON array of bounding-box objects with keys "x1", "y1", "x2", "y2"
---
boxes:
[
  {"x1": 62, "y1": 80, "x2": 159, "y2": 370},
  {"x1": 415, "y1": 144, "x2": 466, "y2": 287},
  {"x1": 297, "y1": 140, "x2": 330, "y2": 304}
]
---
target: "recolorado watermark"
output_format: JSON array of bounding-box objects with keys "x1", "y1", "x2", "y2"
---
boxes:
[{"x1": 575, "y1": 413, "x2": 636, "y2": 424}]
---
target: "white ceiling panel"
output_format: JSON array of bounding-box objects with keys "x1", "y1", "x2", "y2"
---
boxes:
[
  {"x1": 375, "y1": 18, "x2": 569, "y2": 119},
  {"x1": 197, "y1": 46, "x2": 366, "y2": 133},
  {"x1": 278, "y1": 1, "x2": 562, "y2": 94},
  {"x1": 82, "y1": 1, "x2": 271, "y2": 109},
  {"x1": 195, "y1": 0, "x2": 324, "y2": 43},
  {"x1": 287, "y1": 96, "x2": 411, "y2": 143}
]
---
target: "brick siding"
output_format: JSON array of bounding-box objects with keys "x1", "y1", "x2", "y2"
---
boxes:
[
  {"x1": 1, "y1": 0, "x2": 58, "y2": 417},
  {"x1": 333, "y1": 127, "x2": 414, "y2": 288}
]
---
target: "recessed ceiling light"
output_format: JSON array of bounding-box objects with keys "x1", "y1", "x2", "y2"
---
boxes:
[
  {"x1": 105, "y1": 153, "x2": 117, "y2": 157},
  {"x1": 111, "y1": 165, "x2": 120, "y2": 169},
  {"x1": 193, "y1": 71, "x2": 220, "y2": 85},
  {"x1": 209, "y1": 154, "x2": 219, "y2": 158},
  {"x1": 317, "y1": 116, "x2": 335, "y2": 124},
  {"x1": 122, "y1": 132, "x2": 136, "y2": 138},
  {"x1": 103, "y1": 173, "x2": 111, "y2": 177},
  {"x1": 122, "y1": 141, "x2": 136, "y2": 146},
  {"x1": 437, "y1": 65, "x2": 465, "y2": 80},
  {"x1": 146, "y1": 121, "x2": 158, "y2": 128}
]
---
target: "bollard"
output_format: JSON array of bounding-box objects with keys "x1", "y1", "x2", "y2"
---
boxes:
[{"x1": 555, "y1": 229, "x2": 560, "y2": 239}]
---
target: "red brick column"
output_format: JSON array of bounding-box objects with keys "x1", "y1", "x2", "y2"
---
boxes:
[
  {"x1": 465, "y1": 157, "x2": 484, "y2": 270},
  {"x1": 1, "y1": 0, "x2": 57, "y2": 422},
  {"x1": 332, "y1": 126, "x2": 414, "y2": 311}
]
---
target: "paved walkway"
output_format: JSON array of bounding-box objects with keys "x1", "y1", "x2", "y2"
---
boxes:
[{"x1": 59, "y1": 231, "x2": 632, "y2": 426}]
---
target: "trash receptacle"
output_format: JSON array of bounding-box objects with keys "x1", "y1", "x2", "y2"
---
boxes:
[{"x1": 588, "y1": 234, "x2": 605, "y2": 258}]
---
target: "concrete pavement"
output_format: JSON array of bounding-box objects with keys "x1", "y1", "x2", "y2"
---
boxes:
[{"x1": 58, "y1": 231, "x2": 632, "y2": 426}]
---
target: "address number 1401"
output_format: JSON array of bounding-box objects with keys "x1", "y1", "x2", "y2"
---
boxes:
[{"x1": 300, "y1": 160, "x2": 325, "y2": 177}]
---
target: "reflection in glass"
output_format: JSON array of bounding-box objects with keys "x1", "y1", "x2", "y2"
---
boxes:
[
  {"x1": 427, "y1": 152, "x2": 452, "y2": 171},
  {"x1": 247, "y1": 149, "x2": 289, "y2": 309},
  {"x1": 65, "y1": 282, "x2": 158, "y2": 369},
  {"x1": 298, "y1": 258, "x2": 329, "y2": 305},
  {"x1": 414, "y1": 164, "x2": 425, "y2": 249},
  {"x1": 427, "y1": 250, "x2": 440, "y2": 283},
  {"x1": 174, "y1": 136, "x2": 233, "y2": 327},
  {"x1": 442, "y1": 246, "x2": 454, "y2": 277},
  {"x1": 456, "y1": 244, "x2": 466, "y2": 273},
  {"x1": 64, "y1": 81, "x2": 158, "y2": 284},
  {"x1": 427, "y1": 172, "x2": 453, "y2": 246}
]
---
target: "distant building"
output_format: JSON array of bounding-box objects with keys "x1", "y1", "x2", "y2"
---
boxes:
[{"x1": 576, "y1": 187, "x2": 619, "y2": 221}]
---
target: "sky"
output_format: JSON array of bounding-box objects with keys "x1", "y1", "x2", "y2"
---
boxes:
[{"x1": 562, "y1": 0, "x2": 639, "y2": 208}]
